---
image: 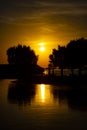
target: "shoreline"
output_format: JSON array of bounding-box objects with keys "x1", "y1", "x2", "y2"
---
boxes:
[{"x1": 0, "y1": 75, "x2": 87, "y2": 85}]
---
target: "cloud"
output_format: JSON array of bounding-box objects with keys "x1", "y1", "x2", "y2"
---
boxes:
[
  {"x1": 0, "y1": 0, "x2": 87, "y2": 33},
  {"x1": 1, "y1": 0, "x2": 87, "y2": 16}
]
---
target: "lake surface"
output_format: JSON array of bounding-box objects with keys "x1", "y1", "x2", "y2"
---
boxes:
[{"x1": 0, "y1": 79, "x2": 87, "y2": 130}]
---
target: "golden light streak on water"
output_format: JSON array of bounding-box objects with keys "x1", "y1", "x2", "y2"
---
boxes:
[{"x1": 40, "y1": 84, "x2": 45, "y2": 102}]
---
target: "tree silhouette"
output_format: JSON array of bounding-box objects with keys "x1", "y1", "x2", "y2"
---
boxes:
[
  {"x1": 49, "y1": 38, "x2": 87, "y2": 76},
  {"x1": 6, "y1": 44, "x2": 39, "y2": 78},
  {"x1": 49, "y1": 46, "x2": 66, "y2": 76},
  {"x1": 66, "y1": 38, "x2": 87, "y2": 75},
  {"x1": 7, "y1": 44, "x2": 38, "y2": 65},
  {"x1": 57, "y1": 46, "x2": 66, "y2": 76}
]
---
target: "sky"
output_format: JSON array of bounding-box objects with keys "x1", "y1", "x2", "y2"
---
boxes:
[{"x1": 0, "y1": 0, "x2": 87, "y2": 67}]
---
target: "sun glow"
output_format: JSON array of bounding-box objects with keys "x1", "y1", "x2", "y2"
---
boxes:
[
  {"x1": 40, "y1": 46, "x2": 45, "y2": 52},
  {"x1": 39, "y1": 42, "x2": 45, "y2": 52}
]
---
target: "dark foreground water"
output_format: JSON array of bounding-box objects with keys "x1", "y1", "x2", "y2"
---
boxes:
[{"x1": 0, "y1": 79, "x2": 87, "y2": 130}]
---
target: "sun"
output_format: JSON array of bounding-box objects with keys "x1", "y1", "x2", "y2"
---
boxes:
[
  {"x1": 39, "y1": 42, "x2": 45, "y2": 52},
  {"x1": 40, "y1": 46, "x2": 45, "y2": 52}
]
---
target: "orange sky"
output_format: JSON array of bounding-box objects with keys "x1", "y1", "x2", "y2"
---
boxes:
[{"x1": 0, "y1": 0, "x2": 87, "y2": 67}]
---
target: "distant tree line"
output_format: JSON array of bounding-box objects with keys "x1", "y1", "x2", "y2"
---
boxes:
[
  {"x1": 49, "y1": 38, "x2": 87, "y2": 76},
  {"x1": 6, "y1": 38, "x2": 87, "y2": 78}
]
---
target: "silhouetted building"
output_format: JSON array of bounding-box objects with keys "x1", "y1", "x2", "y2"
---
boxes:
[{"x1": 0, "y1": 64, "x2": 44, "y2": 79}]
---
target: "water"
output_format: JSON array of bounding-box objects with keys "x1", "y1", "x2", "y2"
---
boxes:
[{"x1": 0, "y1": 79, "x2": 87, "y2": 130}]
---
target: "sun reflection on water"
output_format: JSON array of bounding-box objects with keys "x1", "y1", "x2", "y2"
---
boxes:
[
  {"x1": 35, "y1": 84, "x2": 53, "y2": 105},
  {"x1": 40, "y1": 84, "x2": 45, "y2": 102}
]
